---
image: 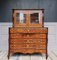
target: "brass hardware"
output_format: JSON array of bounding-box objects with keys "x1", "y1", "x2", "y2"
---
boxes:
[
  {"x1": 28, "y1": 30, "x2": 29, "y2": 32},
  {"x1": 27, "y1": 40, "x2": 29, "y2": 42},
  {"x1": 27, "y1": 45, "x2": 29, "y2": 47},
  {"x1": 27, "y1": 34, "x2": 30, "y2": 37}
]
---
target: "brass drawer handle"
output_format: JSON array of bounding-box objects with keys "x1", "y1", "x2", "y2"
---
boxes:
[
  {"x1": 27, "y1": 40, "x2": 29, "y2": 42},
  {"x1": 27, "y1": 45, "x2": 29, "y2": 48},
  {"x1": 27, "y1": 39, "x2": 33, "y2": 43},
  {"x1": 27, "y1": 34, "x2": 30, "y2": 37},
  {"x1": 28, "y1": 30, "x2": 29, "y2": 32}
]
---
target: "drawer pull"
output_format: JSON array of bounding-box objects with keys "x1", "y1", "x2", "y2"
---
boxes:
[
  {"x1": 28, "y1": 30, "x2": 29, "y2": 32},
  {"x1": 27, "y1": 34, "x2": 30, "y2": 37},
  {"x1": 27, "y1": 40, "x2": 29, "y2": 42},
  {"x1": 27, "y1": 45, "x2": 29, "y2": 47}
]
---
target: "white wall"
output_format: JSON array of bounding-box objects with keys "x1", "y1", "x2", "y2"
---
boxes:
[
  {"x1": 0, "y1": 22, "x2": 57, "y2": 52},
  {"x1": 44, "y1": 22, "x2": 57, "y2": 52}
]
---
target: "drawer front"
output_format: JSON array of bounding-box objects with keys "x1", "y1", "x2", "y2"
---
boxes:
[
  {"x1": 9, "y1": 28, "x2": 48, "y2": 33},
  {"x1": 10, "y1": 49, "x2": 46, "y2": 54},
  {"x1": 10, "y1": 48, "x2": 35, "y2": 53},
  {"x1": 10, "y1": 33, "x2": 47, "y2": 39},
  {"x1": 10, "y1": 40, "x2": 46, "y2": 49},
  {"x1": 10, "y1": 43, "x2": 46, "y2": 50},
  {"x1": 10, "y1": 43, "x2": 36, "y2": 49},
  {"x1": 10, "y1": 39, "x2": 46, "y2": 44}
]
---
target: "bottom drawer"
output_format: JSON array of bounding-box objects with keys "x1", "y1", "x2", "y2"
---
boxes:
[
  {"x1": 10, "y1": 49, "x2": 46, "y2": 54},
  {"x1": 10, "y1": 43, "x2": 46, "y2": 49}
]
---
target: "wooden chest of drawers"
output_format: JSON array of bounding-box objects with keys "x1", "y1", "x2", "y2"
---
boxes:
[
  {"x1": 8, "y1": 9, "x2": 48, "y2": 59},
  {"x1": 8, "y1": 27, "x2": 48, "y2": 58}
]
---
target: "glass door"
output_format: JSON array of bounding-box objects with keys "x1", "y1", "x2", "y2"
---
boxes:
[
  {"x1": 30, "y1": 13, "x2": 39, "y2": 23},
  {"x1": 13, "y1": 9, "x2": 44, "y2": 27},
  {"x1": 13, "y1": 10, "x2": 29, "y2": 27},
  {"x1": 16, "y1": 12, "x2": 26, "y2": 23},
  {"x1": 28, "y1": 10, "x2": 43, "y2": 27}
]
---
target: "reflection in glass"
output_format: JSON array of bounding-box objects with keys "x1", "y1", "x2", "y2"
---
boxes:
[
  {"x1": 16, "y1": 13, "x2": 26, "y2": 23},
  {"x1": 30, "y1": 13, "x2": 39, "y2": 23}
]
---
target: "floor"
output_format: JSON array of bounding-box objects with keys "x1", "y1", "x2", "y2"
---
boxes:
[{"x1": 0, "y1": 51, "x2": 57, "y2": 60}]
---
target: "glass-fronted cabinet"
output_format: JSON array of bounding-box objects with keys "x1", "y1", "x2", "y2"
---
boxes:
[
  {"x1": 30, "y1": 13, "x2": 39, "y2": 23},
  {"x1": 13, "y1": 9, "x2": 44, "y2": 27},
  {"x1": 16, "y1": 13, "x2": 26, "y2": 23}
]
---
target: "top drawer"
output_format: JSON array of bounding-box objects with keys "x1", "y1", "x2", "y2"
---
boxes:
[{"x1": 9, "y1": 27, "x2": 48, "y2": 33}]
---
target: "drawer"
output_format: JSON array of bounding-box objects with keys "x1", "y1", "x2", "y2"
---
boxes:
[
  {"x1": 35, "y1": 50, "x2": 46, "y2": 53},
  {"x1": 35, "y1": 45, "x2": 46, "y2": 49},
  {"x1": 10, "y1": 43, "x2": 46, "y2": 50},
  {"x1": 10, "y1": 39, "x2": 46, "y2": 44},
  {"x1": 10, "y1": 43, "x2": 36, "y2": 48},
  {"x1": 10, "y1": 33, "x2": 47, "y2": 39},
  {"x1": 10, "y1": 44, "x2": 46, "y2": 50},
  {"x1": 9, "y1": 27, "x2": 48, "y2": 33},
  {"x1": 10, "y1": 49, "x2": 46, "y2": 54},
  {"x1": 10, "y1": 48, "x2": 35, "y2": 54}
]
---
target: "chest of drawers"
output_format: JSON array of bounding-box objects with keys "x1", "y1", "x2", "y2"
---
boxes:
[
  {"x1": 8, "y1": 9, "x2": 48, "y2": 59},
  {"x1": 8, "y1": 27, "x2": 48, "y2": 58}
]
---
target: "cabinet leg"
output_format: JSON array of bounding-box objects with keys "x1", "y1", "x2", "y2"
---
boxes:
[
  {"x1": 7, "y1": 52, "x2": 10, "y2": 59},
  {"x1": 46, "y1": 49, "x2": 48, "y2": 59},
  {"x1": 46, "y1": 53, "x2": 48, "y2": 60},
  {"x1": 8, "y1": 48, "x2": 10, "y2": 59},
  {"x1": 46, "y1": 54, "x2": 47, "y2": 59},
  {"x1": 8, "y1": 53, "x2": 13, "y2": 60}
]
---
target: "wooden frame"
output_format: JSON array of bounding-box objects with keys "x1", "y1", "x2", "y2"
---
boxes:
[
  {"x1": 8, "y1": 9, "x2": 48, "y2": 60},
  {"x1": 12, "y1": 9, "x2": 44, "y2": 27}
]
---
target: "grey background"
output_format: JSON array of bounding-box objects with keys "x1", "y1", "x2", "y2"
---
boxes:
[{"x1": 0, "y1": 0, "x2": 57, "y2": 22}]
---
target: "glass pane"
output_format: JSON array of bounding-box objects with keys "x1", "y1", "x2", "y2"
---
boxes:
[
  {"x1": 16, "y1": 13, "x2": 26, "y2": 23},
  {"x1": 30, "y1": 13, "x2": 39, "y2": 23}
]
